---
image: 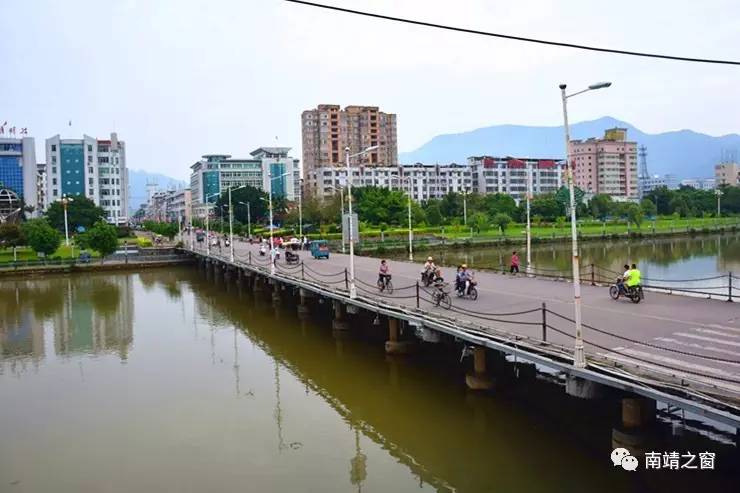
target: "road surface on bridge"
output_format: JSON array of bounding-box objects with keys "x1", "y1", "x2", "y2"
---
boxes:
[{"x1": 195, "y1": 239, "x2": 740, "y2": 405}]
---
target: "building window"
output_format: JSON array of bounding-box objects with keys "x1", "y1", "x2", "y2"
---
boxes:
[
  {"x1": 51, "y1": 156, "x2": 57, "y2": 164},
  {"x1": 51, "y1": 144, "x2": 56, "y2": 151},
  {"x1": 87, "y1": 145, "x2": 93, "y2": 152},
  {"x1": 89, "y1": 189, "x2": 94, "y2": 196}
]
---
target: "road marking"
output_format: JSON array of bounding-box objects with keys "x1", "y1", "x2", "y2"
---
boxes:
[
  {"x1": 619, "y1": 347, "x2": 740, "y2": 373},
  {"x1": 653, "y1": 337, "x2": 740, "y2": 359},
  {"x1": 693, "y1": 328, "x2": 740, "y2": 339},
  {"x1": 673, "y1": 333, "x2": 740, "y2": 348}
]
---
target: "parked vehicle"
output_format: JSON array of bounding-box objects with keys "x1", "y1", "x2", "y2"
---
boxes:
[{"x1": 310, "y1": 240, "x2": 330, "y2": 259}]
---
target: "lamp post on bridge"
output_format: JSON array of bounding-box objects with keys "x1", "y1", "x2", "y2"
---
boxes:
[
  {"x1": 228, "y1": 185, "x2": 246, "y2": 263},
  {"x1": 559, "y1": 81, "x2": 612, "y2": 368},
  {"x1": 268, "y1": 171, "x2": 291, "y2": 275},
  {"x1": 345, "y1": 145, "x2": 379, "y2": 299}
]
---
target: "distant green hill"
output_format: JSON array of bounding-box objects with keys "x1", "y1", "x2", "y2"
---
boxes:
[{"x1": 399, "y1": 116, "x2": 739, "y2": 179}]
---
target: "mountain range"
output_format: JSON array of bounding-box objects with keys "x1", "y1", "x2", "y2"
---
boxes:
[
  {"x1": 128, "y1": 169, "x2": 187, "y2": 211},
  {"x1": 399, "y1": 116, "x2": 740, "y2": 179}
]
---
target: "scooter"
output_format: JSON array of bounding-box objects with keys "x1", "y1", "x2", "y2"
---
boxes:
[{"x1": 455, "y1": 279, "x2": 478, "y2": 300}]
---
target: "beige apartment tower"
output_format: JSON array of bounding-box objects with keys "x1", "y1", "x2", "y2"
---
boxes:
[
  {"x1": 302, "y1": 104, "x2": 397, "y2": 196},
  {"x1": 571, "y1": 128, "x2": 638, "y2": 200}
]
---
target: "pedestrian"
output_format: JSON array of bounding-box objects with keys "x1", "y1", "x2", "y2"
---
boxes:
[{"x1": 510, "y1": 251, "x2": 520, "y2": 275}]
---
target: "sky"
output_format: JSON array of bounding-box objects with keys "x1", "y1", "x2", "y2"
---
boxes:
[{"x1": 2, "y1": 0, "x2": 739, "y2": 180}]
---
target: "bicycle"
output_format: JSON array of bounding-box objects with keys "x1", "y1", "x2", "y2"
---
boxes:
[
  {"x1": 431, "y1": 284, "x2": 452, "y2": 309},
  {"x1": 377, "y1": 274, "x2": 394, "y2": 294}
]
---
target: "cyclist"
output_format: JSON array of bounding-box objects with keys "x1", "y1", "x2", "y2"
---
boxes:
[{"x1": 378, "y1": 259, "x2": 391, "y2": 288}]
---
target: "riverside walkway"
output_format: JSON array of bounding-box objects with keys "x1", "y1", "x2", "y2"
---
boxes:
[{"x1": 188, "y1": 240, "x2": 740, "y2": 427}]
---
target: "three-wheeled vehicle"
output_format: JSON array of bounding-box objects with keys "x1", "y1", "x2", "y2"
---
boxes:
[{"x1": 310, "y1": 240, "x2": 330, "y2": 259}]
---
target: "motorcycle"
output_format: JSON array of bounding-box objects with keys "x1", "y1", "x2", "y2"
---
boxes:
[
  {"x1": 285, "y1": 250, "x2": 300, "y2": 265},
  {"x1": 455, "y1": 279, "x2": 478, "y2": 300},
  {"x1": 421, "y1": 269, "x2": 435, "y2": 287},
  {"x1": 609, "y1": 277, "x2": 643, "y2": 304}
]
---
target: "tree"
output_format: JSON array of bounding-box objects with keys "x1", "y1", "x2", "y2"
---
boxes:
[
  {"x1": 86, "y1": 221, "x2": 119, "y2": 261},
  {"x1": 530, "y1": 194, "x2": 562, "y2": 221},
  {"x1": 425, "y1": 202, "x2": 443, "y2": 226},
  {"x1": 623, "y1": 203, "x2": 644, "y2": 228},
  {"x1": 588, "y1": 194, "x2": 614, "y2": 221},
  {"x1": 640, "y1": 198, "x2": 657, "y2": 218},
  {"x1": 214, "y1": 185, "x2": 269, "y2": 226},
  {"x1": 45, "y1": 196, "x2": 106, "y2": 233},
  {"x1": 492, "y1": 213, "x2": 512, "y2": 235},
  {"x1": 472, "y1": 212, "x2": 488, "y2": 233},
  {"x1": 483, "y1": 193, "x2": 517, "y2": 218},
  {"x1": 21, "y1": 219, "x2": 61, "y2": 257},
  {"x1": 0, "y1": 223, "x2": 24, "y2": 249}
]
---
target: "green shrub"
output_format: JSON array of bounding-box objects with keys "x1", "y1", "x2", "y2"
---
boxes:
[{"x1": 137, "y1": 237, "x2": 153, "y2": 248}]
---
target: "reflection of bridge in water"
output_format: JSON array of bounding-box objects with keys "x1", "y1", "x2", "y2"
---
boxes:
[
  {"x1": 189, "y1": 239, "x2": 740, "y2": 434},
  {"x1": 193, "y1": 274, "x2": 738, "y2": 492}
]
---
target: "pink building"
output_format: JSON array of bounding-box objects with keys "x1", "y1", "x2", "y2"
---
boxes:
[{"x1": 570, "y1": 128, "x2": 638, "y2": 199}]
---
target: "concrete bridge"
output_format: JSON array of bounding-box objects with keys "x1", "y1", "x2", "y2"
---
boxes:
[{"x1": 186, "y1": 240, "x2": 740, "y2": 431}]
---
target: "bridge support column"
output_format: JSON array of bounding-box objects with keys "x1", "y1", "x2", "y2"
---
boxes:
[
  {"x1": 565, "y1": 376, "x2": 607, "y2": 400},
  {"x1": 385, "y1": 318, "x2": 412, "y2": 355},
  {"x1": 272, "y1": 282, "x2": 281, "y2": 303},
  {"x1": 253, "y1": 275, "x2": 264, "y2": 292},
  {"x1": 621, "y1": 397, "x2": 656, "y2": 429},
  {"x1": 465, "y1": 347, "x2": 495, "y2": 390},
  {"x1": 297, "y1": 289, "x2": 313, "y2": 318},
  {"x1": 332, "y1": 300, "x2": 349, "y2": 331}
]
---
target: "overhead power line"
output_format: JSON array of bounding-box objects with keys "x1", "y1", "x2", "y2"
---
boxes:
[{"x1": 285, "y1": 0, "x2": 740, "y2": 66}]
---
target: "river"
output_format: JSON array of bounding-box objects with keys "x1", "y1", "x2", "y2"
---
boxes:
[{"x1": 1, "y1": 268, "x2": 738, "y2": 492}]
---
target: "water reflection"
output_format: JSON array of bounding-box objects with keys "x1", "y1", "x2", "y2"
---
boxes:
[
  {"x1": 405, "y1": 233, "x2": 740, "y2": 280},
  {"x1": 0, "y1": 274, "x2": 134, "y2": 372}
]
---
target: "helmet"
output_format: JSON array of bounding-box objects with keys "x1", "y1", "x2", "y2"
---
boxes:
[
  {"x1": 427, "y1": 256, "x2": 433, "y2": 261},
  {"x1": 461, "y1": 263, "x2": 467, "y2": 269}
]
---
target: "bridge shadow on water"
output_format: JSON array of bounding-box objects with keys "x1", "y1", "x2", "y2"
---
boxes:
[{"x1": 185, "y1": 266, "x2": 740, "y2": 493}]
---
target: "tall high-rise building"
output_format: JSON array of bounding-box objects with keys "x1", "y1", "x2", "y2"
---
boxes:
[
  {"x1": 0, "y1": 136, "x2": 38, "y2": 210},
  {"x1": 45, "y1": 133, "x2": 129, "y2": 224},
  {"x1": 715, "y1": 162, "x2": 739, "y2": 186},
  {"x1": 571, "y1": 128, "x2": 638, "y2": 200},
  {"x1": 302, "y1": 104, "x2": 397, "y2": 196}
]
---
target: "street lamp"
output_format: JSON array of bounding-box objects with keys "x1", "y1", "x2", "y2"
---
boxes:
[
  {"x1": 559, "y1": 80, "x2": 611, "y2": 368},
  {"x1": 325, "y1": 184, "x2": 346, "y2": 254},
  {"x1": 298, "y1": 178, "x2": 304, "y2": 238},
  {"x1": 393, "y1": 175, "x2": 414, "y2": 261},
  {"x1": 228, "y1": 185, "x2": 246, "y2": 262},
  {"x1": 345, "y1": 145, "x2": 379, "y2": 298},
  {"x1": 238, "y1": 201, "x2": 251, "y2": 239},
  {"x1": 715, "y1": 188, "x2": 723, "y2": 219},
  {"x1": 268, "y1": 171, "x2": 291, "y2": 275},
  {"x1": 462, "y1": 188, "x2": 468, "y2": 226},
  {"x1": 526, "y1": 162, "x2": 533, "y2": 275},
  {"x1": 204, "y1": 192, "x2": 220, "y2": 256},
  {"x1": 60, "y1": 195, "x2": 74, "y2": 246}
]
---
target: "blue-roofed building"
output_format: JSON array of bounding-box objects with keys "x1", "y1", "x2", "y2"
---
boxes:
[{"x1": 0, "y1": 136, "x2": 38, "y2": 210}]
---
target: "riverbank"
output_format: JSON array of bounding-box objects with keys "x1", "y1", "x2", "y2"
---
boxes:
[
  {"x1": 0, "y1": 255, "x2": 193, "y2": 278},
  {"x1": 352, "y1": 222, "x2": 740, "y2": 255}
]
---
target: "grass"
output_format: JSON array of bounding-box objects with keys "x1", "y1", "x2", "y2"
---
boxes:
[{"x1": 0, "y1": 244, "x2": 100, "y2": 263}]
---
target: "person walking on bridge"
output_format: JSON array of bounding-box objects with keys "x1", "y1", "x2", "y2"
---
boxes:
[{"x1": 510, "y1": 251, "x2": 520, "y2": 275}]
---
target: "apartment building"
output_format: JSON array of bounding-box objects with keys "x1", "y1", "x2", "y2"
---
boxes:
[
  {"x1": 45, "y1": 132, "x2": 129, "y2": 224},
  {"x1": 144, "y1": 188, "x2": 191, "y2": 224},
  {"x1": 468, "y1": 156, "x2": 564, "y2": 203},
  {"x1": 189, "y1": 147, "x2": 300, "y2": 217},
  {"x1": 571, "y1": 128, "x2": 638, "y2": 199},
  {"x1": 715, "y1": 162, "x2": 739, "y2": 186},
  {"x1": 680, "y1": 178, "x2": 716, "y2": 190},
  {"x1": 302, "y1": 104, "x2": 398, "y2": 196},
  {"x1": 0, "y1": 136, "x2": 37, "y2": 210}
]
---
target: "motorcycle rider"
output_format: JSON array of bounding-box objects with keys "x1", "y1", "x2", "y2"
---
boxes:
[
  {"x1": 422, "y1": 256, "x2": 436, "y2": 284},
  {"x1": 617, "y1": 264, "x2": 631, "y2": 294},
  {"x1": 626, "y1": 263, "x2": 642, "y2": 295},
  {"x1": 457, "y1": 264, "x2": 474, "y2": 295}
]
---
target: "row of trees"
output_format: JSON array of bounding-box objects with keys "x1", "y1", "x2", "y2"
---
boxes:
[{"x1": 0, "y1": 196, "x2": 120, "y2": 259}]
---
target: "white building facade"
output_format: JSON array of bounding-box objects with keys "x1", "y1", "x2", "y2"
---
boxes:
[
  {"x1": 45, "y1": 132, "x2": 129, "y2": 224},
  {"x1": 468, "y1": 156, "x2": 564, "y2": 203},
  {"x1": 189, "y1": 147, "x2": 300, "y2": 217},
  {"x1": 0, "y1": 136, "x2": 38, "y2": 213}
]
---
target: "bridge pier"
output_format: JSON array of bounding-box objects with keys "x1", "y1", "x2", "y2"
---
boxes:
[
  {"x1": 297, "y1": 289, "x2": 312, "y2": 318},
  {"x1": 332, "y1": 300, "x2": 349, "y2": 332},
  {"x1": 385, "y1": 318, "x2": 412, "y2": 355},
  {"x1": 565, "y1": 376, "x2": 608, "y2": 400},
  {"x1": 465, "y1": 347, "x2": 495, "y2": 391},
  {"x1": 621, "y1": 396, "x2": 656, "y2": 429},
  {"x1": 271, "y1": 281, "x2": 281, "y2": 303}
]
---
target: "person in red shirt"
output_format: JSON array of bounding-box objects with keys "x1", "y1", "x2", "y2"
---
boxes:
[{"x1": 510, "y1": 251, "x2": 520, "y2": 274}]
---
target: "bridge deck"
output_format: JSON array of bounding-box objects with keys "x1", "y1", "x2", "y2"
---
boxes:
[{"x1": 193, "y1": 240, "x2": 740, "y2": 423}]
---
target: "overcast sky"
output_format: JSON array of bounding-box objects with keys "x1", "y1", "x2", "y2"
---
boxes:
[{"x1": 2, "y1": 0, "x2": 739, "y2": 180}]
